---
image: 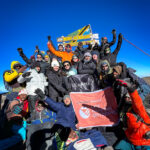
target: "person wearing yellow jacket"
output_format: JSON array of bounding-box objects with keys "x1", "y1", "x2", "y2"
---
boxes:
[
  {"x1": 47, "y1": 36, "x2": 74, "y2": 62},
  {"x1": 3, "y1": 61, "x2": 26, "y2": 92}
]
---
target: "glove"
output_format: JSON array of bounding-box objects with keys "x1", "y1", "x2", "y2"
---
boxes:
[
  {"x1": 112, "y1": 29, "x2": 116, "y2": 34},
  {"x1": 116, "y1": 78, "x2": 138, "y2": 93},
  {"x1": 118, "y1": 33, "x2": 123, "y2": 40},
  {"x1": 17, "y1": 48, "x2": 23, "y2": 53},
  {"x1": 35, "y1": 88, "x2": 46, "y2": 100},
  {"x1": 12, "y1": 105, "x2": 22, "y2": 114},
  {"x1": 48, "y1": 36, "x2": 51, "y2": 41},
  {"x1": 18, "y1": 65, "x2": 27, "y2": 73},
  {"x1": 22, "y1": 72, "x2": 31, "y2": 78},
  {"x1": 145, "y1": 131, "x2": 150, "y2": 139}
]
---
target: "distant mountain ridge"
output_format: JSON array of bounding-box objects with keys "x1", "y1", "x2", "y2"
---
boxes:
[{"x1": 143, "y1": 76, "x2": 150, "y2": 85}]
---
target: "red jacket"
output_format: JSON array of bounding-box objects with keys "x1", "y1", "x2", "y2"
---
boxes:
[{"x1": 125, "y1": 90, "x2": 150, "y2": 146}]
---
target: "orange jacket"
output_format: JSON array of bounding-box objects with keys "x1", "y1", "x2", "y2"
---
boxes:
[
  {"x1": 47, "y1": 42, "x2": 74, "y2": 62},
  {"x1": 125, "y1": 90, "x2": 150, "y2": 146}
]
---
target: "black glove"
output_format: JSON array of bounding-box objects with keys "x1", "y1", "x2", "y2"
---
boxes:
[
  {"x1": 48, "y1": 36, "x2": 51, "y2": 41},
  {"x1": 112, "y1": 29, "x2": 116, "y2": 34},
  {"x1": 118, "y1": 33, "x2": 123, "y2": 40},
  {"x1": 116, "y1": 78, "x2": 138, "y2": 93},
  {"x1": 145, "y1": 131, "x2": 150, "y2": 140},
  {"x1": 17, "y1": 48, "x2": 23, "y2": 53},
  {"x1": 35, "y1": 88, "x2": 46, "y2": 100},
  {"x1": 22, "y1": 72, "x2": 31, "y2": 78}
]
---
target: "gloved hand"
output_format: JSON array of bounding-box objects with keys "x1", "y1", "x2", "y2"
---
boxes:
[
  {"x1": 116, "y1": 78, "x2": 138, "y2": 93},
  {"x1": 48, "y1": 36, "x2": 51, "y2": 41},
  {"x1": 22, "y1": 72, "x2": 31, "y2": 78},
  {"x1": 12, "y1": 105, "x2": 22, "y2": 114},
  {"x1": 35, "y1": 88, "x2": 46, "y2": 100},
  {"x1": 17, "y1": 48, "x2": 23, "y2": 53},
  {"x1": 112, "y1": 29, "x2": 116, "y2": 34},
  {"x1": 118, "y1": 33, "x2": 123, "y2": 40},
  {"x1": 18, "y1": 65, "x2": 27, "y2": 73}
]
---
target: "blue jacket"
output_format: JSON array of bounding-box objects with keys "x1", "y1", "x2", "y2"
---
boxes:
[{"x1": 45, "y1": 97, "x2": 76, "y2": 130}]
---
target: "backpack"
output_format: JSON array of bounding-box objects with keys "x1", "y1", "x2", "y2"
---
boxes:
[{"x1": 127, "y1": 67, "x2": 150, "y2": 101}]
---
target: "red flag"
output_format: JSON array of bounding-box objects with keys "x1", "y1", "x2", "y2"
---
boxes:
[{"x1": 70, "y1": 87, "x2": 119, "y2": 129}]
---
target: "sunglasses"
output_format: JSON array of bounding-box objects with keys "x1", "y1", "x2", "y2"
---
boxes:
[
  {"x1": 64, "y1": 64, "x2": 70, "y2": 67},
  {"x1": 14, "y1": 65, "x2": 21, "y2": 68},
  {"x1": 37, "y1": 56, "x2": 42, "y2": 58}
]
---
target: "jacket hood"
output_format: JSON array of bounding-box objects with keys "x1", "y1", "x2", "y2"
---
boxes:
[
  {"x1": 99, "y1": 60, "x2": 112, "y2": 74},
  {"x1": 11, "y1": 61, "x2": 21, "y2": 70}
]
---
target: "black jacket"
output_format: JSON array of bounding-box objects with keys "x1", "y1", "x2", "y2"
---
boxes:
[
  {"x1": 18, "y1": 50, "x2": 35, "y2": 66},
  {"x1": 100, "y1": 34, "x2": 122, "y2": 67},
  {"x1": 37, "y1": 61, "x2": 49, "y2": 75},
  {"x1": 99, "y1": 30, "x2": 117, "y2": 53},
  {"x1": 78, "y1": 59, "x2": 96, "y2": 75},
  {"x1": 46, "y1": 69, "x2": 66, "y2": 100}
]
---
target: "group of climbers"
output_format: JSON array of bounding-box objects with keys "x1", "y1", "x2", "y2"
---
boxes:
[{"x1": 1, "y1": 29, "x2": 150, "y2": 150}]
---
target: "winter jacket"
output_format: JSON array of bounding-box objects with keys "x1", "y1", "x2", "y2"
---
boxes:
[
  {"x1": 78, "y1": 60, "x2": 96, "y2": 75},
  {"x1": 74, "y1": 47, "x2": 87, "y2": 60},
  {"x1": 97, "y1": 60, "x2": 113, "y2": 88},
  {"x1": 18, "y1": 50, "x2": 35, "y2": 66},
  {"x1": 36, "y1": 60, "x2": 49, "y2": 75},
  {"x1": 99, "y1": 31, "x2": 116, "y2": 53},
  {"x1": 3, "y1": 61, "x2": 24, "y2": 92},
  {"x1": 100, "y1": 34, "x2": 122, "y2": 66},
  {"x1": 30, "y1": 101, "x2": 56, "y2": 125},
  {"x1": 46, "y1": 69, "x2": 66, "y2": 100},
  {"x1": 45, "y1": 97, "x2": 76, "y2": 130},
  {"x1": 125, "y1": 90, "x2": 150, "y2": 146},
  {"x1": 17, "y1": 69, "x2": 48, "y2": 96},
  {"x1": 47, "y1": 42, "x2": 74, "y2": 62}
]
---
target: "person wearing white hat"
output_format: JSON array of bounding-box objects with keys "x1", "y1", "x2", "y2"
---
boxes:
[{"x1": 46, "y1": 59, "x2": 67, "y2": 102}]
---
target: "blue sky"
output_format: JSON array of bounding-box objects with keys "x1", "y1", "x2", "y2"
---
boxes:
[{"x1": 0, "y1": 0, "x2": 150, "y2": 91}]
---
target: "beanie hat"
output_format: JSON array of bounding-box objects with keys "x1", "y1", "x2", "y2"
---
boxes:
[
  {"x1": 113, "y1": 65, "x2": 122, "y2": 75},
  {"x1": 63, "y1": 95, "x2": 70, "y2": 100},
  {"x1": 101, "y1": 61, "x2": 108, "y2": 66},
  {"x1": 30, "y1": 55, "x2": 35, "y2": 59},
  {"x1": 92, "y1": 51, "x2": 99, "y2": 56},
  {"x1": 44, "y1": 55, "x2": 49, "y2": 58},
  {"x1": 18, "y1": 89, "x2": 28, "y2": 95},
  {"x1": 32, "y1": 62, "x2": 41, "y2": 68},
  {"x1": 72, "y1": 55, "x2": 78, "y2": 59},
  {"x1": 51, "y1": 60, "x2": 60, "y2": 67},
  {"x1": 103, "y1": 37, "x2": 107, "y2": 40},
  {"x1": 84, "y1": 52, "x2": 92, "y2": 57}
]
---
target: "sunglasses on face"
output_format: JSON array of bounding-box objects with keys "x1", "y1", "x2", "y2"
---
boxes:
[
  {"x1": 14, "y1": 65, "x2": 21, "y2": 68},
  {"x1": 37, "y1": 56, "x2": 42, "y2": 58},
  {"x1": 64, "y1": 64, "x2": 70, "y2": 67}
]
